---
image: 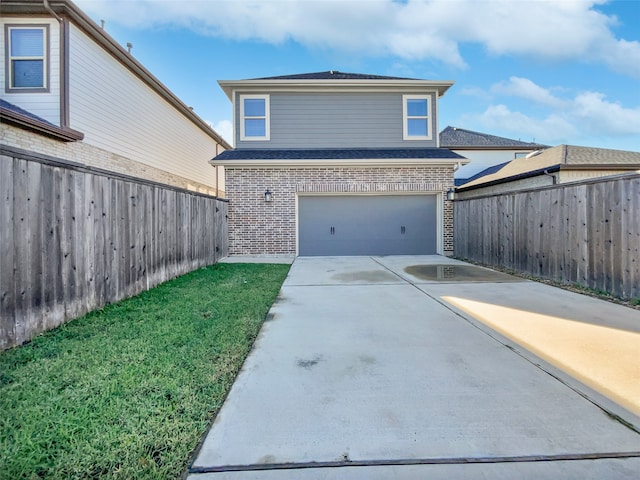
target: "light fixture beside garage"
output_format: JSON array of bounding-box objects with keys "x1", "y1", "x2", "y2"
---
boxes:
[
  {"x1": 264, "y1": 189, "x2": 273, "y2": 202},
  {"x1": 446, "y1": 188, "x2": 456, "y2": 201}
]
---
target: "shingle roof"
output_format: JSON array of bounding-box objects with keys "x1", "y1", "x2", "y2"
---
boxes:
[
  {"x1": 458, "y1": 144, "x2": 640, "y2": 190},
  {"x1": 253, "y1": 71, "x2": 418, "y2": 81},
  {"x1": 440, "y1": 126, "x2": 548, "y2": 149},
  {"x1": 0, "y1": 99, "x2": 55, "y2": 126},
  {"x1": 214, "y1": 148, "x2": 466, "y2": 161}
]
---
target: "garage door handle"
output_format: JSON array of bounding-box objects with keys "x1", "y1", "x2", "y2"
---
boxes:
[
  {"x1": 330, "y1": 226, "x2": 335, "y2": 235},
  {"x1": 401, "y1": 226, "x2": 406, "y2": 234}
]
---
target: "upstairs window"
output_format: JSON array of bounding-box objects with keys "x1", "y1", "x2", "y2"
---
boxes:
[
  {"x1": 403, "y1": 95, "x2": 432, "y2": 140},
  {"x1": 5, "y1": 25, "x2": 49, "y2": 92},
  {"x1": 240, "y1": 94, "x2": 270, "y2": 141}
]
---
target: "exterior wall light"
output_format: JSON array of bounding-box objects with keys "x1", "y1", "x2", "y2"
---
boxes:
[
  {"x1": 446, "y1": 188, "x2": 455, "y2": 201},
  {"x1": 264, "y1": 189, "x2": 273, "y2": 202}
]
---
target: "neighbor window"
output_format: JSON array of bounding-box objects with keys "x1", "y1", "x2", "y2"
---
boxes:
[
  {"x1": 403, "y1": 95, "x2": 432, "y2": 140},
  {"x1": 5, "y1": 25, "x2": 49, "y2": 92},
  {"x1": 240, "y1": 94, "x2": 270, "y2": 141}
]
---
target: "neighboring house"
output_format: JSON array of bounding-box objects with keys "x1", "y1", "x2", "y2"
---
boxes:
[
  {"x1": 1, "y1": 0, "x2": 230, "y2": 195},
  {"x1": 212, "y1": 70, "x2": 468, "y2": 256},
  {"x1": 440, "y1": 126, "x2": 547, "y2": 185},
  {"x1": 456, "y1": 144, "x2": 640, "y2": 199}
]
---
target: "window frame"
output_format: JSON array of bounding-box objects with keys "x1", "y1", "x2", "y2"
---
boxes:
[
  {"x1": 402, "y1": 94, "x2": 432, "y2": 141},
  {"x1": 5, "y1": 24, "x2": 50, "y2": 93},
  {"x1": 239, "y1": 94, "x2": 270, "y2": 141}
]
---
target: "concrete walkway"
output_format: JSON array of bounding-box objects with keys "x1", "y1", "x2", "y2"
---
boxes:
[{"x1": 189, "y1": 256, "x2": 640, "y2": 479}]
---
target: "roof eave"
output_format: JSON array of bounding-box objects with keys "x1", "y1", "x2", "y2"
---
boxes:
[
  {"x1": 218, "y1": 79, "x2": 455, "y2": 101},
  {"x1": 456, "y1": 165, "x2": 562, "y2": 192},
  {"x1": 1, "y1": 106, "x2": 84, "y2": 142},
  {"x1": 445, "y1": 145, "x2": 548, "y2": 151},
  {"x1": 210, "y1": 157, "x2": 468, "y2": 168}
]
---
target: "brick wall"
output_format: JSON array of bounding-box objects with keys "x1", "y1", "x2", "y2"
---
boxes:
[
  {"x1": 1, "y1": 123, "x2": 223, "y2": 196},
  {"x1": 226, "y1": 165, "x2": 455, "y2": 255}
]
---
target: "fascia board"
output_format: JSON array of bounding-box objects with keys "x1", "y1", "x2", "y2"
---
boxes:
[{"x1": 218, "y1": 80, "x2": 455, "y2": 100}]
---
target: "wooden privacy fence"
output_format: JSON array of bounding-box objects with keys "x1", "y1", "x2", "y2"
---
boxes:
[
  {"x1": 1, "y1": 145, "x2": 228, "y2": 351},
  {"x1": 454, "y1": 173, "x2": 640, "y2": 299}
]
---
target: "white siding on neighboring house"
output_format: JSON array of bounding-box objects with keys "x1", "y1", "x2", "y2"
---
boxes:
[
  {"x1": 68, "y1": 24, "x2": 221, "y2": 189},
  {"x1": 453, "y1": 149, "x2": 534, "y2": 179},
  {"x1": 0, "y1": 17, "x2": 61, "y2": 125}
]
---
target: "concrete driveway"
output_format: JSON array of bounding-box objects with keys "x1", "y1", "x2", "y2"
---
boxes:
[{"x1": 189, "y1": 256, "x2": 640, "y2": 479}]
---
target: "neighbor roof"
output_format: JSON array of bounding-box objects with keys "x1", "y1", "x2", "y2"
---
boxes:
[
  {"x1": 440, "y1": 126, "x2": 548, "y2": 150},
  {"x1": 458, "y1": 145, "x2": 640, "y2": 190},
  {"x1": 1, "y1": 99, "x2": 84, "y2": 142},
  {"x1": 1, "y1": 99, "x2": 53, "y2": 125},
  {"x1": 456, "y1": 161, "x2": 511, "y2": 187}
]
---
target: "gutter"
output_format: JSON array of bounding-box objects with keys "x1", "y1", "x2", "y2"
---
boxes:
[{"x1": 456, "y1": 165, "x2": 562, "y2": 192}]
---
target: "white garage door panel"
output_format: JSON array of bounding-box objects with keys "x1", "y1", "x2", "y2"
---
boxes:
[{"x1": 298, "y1": 195, "x2": 438, "y2": 256}]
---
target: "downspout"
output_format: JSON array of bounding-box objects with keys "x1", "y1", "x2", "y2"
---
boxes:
[
  {"x1": 43, "y1": 0, "x2": 69, "y2": 129},
  {"x1": 215, "y1": 143, "x2": 220, "y2": 197},
  {"x1": 543, "y1": 169, "x2": 558, "y2": 185}
]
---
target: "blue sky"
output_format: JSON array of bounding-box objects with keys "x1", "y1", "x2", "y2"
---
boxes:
[{"x1": 75, "y1": 0, "x2": 640, "y2": 151}]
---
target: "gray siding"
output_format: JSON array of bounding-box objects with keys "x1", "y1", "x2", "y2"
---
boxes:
[{"x1": 235, "y1": 92, "x2": 438, "y2": 149}]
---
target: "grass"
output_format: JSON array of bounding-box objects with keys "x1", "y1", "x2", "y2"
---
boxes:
[{"x1": 0, "y1": 263, "x2": 290, "y2": 479}]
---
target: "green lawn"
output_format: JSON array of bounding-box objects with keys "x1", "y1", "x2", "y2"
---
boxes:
[{"x1": 0, "y1": 263, "x2": 290, "y2": 479}]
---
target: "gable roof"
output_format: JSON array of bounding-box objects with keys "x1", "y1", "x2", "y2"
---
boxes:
[
  {"x1": 254, "y1": 71, "x2": 418, "y2": 81},
  {"x1": 440, "y1": 126, "x2": 548, "y2": 150},
  {"x1": 458, "y1": 144, "x2": 640, "y2": 191}
]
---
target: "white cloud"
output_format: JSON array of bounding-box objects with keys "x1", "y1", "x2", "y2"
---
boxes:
[
  {"x1": 75, "y1": 0, "x2": 640, "y2": 78},
  {"x1": 492, "y1": 77, "x2": 566, "y2": 109},
  {"x1": 466, "y1": 78, "x2": 640, "y2": 145}
]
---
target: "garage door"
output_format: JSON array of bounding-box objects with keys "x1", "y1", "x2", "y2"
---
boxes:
[{"x1": 298, "y1": 195, "x2": 438, "y2": 256}]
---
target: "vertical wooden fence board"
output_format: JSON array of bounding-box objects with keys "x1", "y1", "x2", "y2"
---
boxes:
[
  {"x1": 0, "y1": 157, "x2": 16, "y2": 350},
  {"x1": 628, "y1": 178, "x2": 640, "y2": 298},
  {"x1": 83, "y1": 173, "x2": 96, "y2": 313},
  {"x1": 13, "y1": 159, "x2": 30, "y2": 345}
]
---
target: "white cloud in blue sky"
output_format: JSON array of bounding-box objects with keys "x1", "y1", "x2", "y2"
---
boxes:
[
  {"x1": 77, "y1": 0, "x2": 640, "y2": 76},
  {"x1": 75, "y1": 0, "x2": 640, "y2": 150}
]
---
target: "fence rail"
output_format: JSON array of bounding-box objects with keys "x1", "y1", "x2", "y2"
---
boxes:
[
  {"x1": 1, "y1": 146, "x2": 228, "y2": 350},
  {"x1": 454, "y1": 174, "x2": 640, "y2": 299}
]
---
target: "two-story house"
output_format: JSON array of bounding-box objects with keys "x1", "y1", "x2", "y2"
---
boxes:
[
  {"x1": 212, "y1": 71, "x2": 467, "y2": 257},
  {"x1": 1, "y1": 0, "x2": 230, "y2": 195}
]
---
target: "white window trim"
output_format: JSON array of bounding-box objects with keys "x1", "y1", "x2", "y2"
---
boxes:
[
  {"x1": 402, "y1": 94, "x2": 432, "y2": 141},
  {"x1": 240, "y1": 94, "x2": 270, "y2": 141},
  {"x1": 5, "y1": 24, "x2": 49, "y2": 93}
]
